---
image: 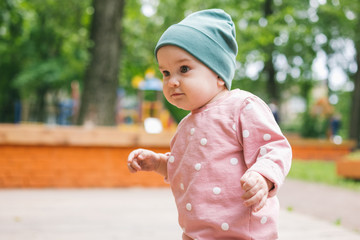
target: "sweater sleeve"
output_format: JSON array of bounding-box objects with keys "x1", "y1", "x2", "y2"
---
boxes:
[
  {"x1": 237, "y1": 96, "x2": 292, "y2": 197},
  {"x1": 163, "y1": 152, "x2": 171, "y2": 184}
]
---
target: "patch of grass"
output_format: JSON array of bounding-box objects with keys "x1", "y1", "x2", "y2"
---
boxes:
[
  {"x1": 334, "y1": 218, "x2": 342, "y2": 226},
  {"x1": 288, "y1": 160, "x2": 360, "y2": 191},
  {"x1": 286, "y1": 206, "x2": 294, "y2": 212}
]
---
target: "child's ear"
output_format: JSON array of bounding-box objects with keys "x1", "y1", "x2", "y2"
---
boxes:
[{"x1": 217, "y1": 76, "x2": 225, "y2": 87}]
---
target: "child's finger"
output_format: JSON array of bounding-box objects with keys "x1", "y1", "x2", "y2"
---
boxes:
[
  {"x1": 127, "y1": 163, "x2": 136, "y2": 173},
  {"x1": 240, "y1": 171, "x2": 270, "y2": 211},
  {"x1": 241, "y1": 183, "x2": 260, "y2": 200},
  {"x1": 243, "y1": 187, "x2": 267, "y2": 206},
  {"x1": 240, "y1": 171, "x2": 258, "y2": 191},
  {"x1": 127, "y1": 149, "x2": 144, "y2": 172},
  {"x1": 253, "y1": 195, "x2": 267, "y2": 212},
  {"x1": 128, "y1": 150, "x2": 138, "y2": 163},
  {"x1": 128, "y1": 159, "x2": 141, "y2": 172}
]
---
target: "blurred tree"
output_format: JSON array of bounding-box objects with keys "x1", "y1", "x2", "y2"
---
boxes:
[
  {"x1": 1, "y1": 0, "x2": 358, "y2": 141},
  {"x1": 347, "y1": 3, "x2": 360, "y2": 147},
  {"x1": 316, "y1": 0, "x2": 360, "y2": 147},
  {"x1": 78, "y1": 0, "x2": 126, "y2": 126},
  {"x1": 0, "y1": 0, "x2": 24, "y2": 122},
  {"x1": 354, "y1": 28, "x2": 360, "y2": 147},
  {"x1": 0, "y1": 0, "x2": 91, "y2": 123},
  {"x1": 262, "y1": 0, "x2": 278, "y2": 101}
]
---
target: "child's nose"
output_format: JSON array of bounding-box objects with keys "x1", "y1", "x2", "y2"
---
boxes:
[{"x1": 168, "y1": 76, "x2": 180, "y2": 87}]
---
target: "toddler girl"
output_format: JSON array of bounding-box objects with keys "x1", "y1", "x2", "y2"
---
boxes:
[{"x1": 128, "y1": 9, "x2": 292, "y2": 240}]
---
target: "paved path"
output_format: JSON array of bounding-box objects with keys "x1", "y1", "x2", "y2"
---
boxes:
[
  {"x1": 0, "y1": 181, "x2": 359, "y2": 239},
  {"x1": 278, "y1": 179, "x2": 360, "y2": 233}
]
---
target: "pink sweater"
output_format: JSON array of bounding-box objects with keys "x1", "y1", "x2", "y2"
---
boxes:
[{"x1": 167, "y1": 89, "x2": 292, "y2": 240}]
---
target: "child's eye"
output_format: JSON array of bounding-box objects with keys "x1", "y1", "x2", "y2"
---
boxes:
[
  {"x1": 162, "y1": 70, "x2": 170, "y2": 77},
  {"x1": 180, "y1": 66, "x2": 190, "y2": 73}
]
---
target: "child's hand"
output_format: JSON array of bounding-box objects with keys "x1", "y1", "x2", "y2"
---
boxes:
[
  {"x1": 240, "y1": 171, "x2": 274, "y2": 212},
  {"x1": 127, "y1": 149, "x2": 160, "y2": 173}
]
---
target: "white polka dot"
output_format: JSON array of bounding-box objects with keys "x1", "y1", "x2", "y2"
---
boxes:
[
  {"x1": 243, "y1": 130, "x2": 250, "y2": 138},
  {"x1": 200, "y1": 138, "x2": 207, "y2": 145},
  {"x1": 261, "y1": 216, "x2": 268, "y2": 224},
  {"x1": 186, "y1": 203, "x2": 192, "y2": 211},
  {"x1": 245, "y1": 103, "x2": 253, "y2": 110},
  {"x1": 180, "y1": 183, "x2": 184, "y2": 190},
  {"x1": 194, "y1": 163, "x2": 202, "y2": 171},
  {"x1": 230, "y1": 158, "x2": 238, "y2": 165},
  {"x1": 213, "y1": 187, "x2": 221, "y2": 195},
  {"x1": 263, "y1": 134, "x2": 271, "y2": 141},
  {"x1": 221, "y1": 222, "x2": 229, "y2": 231},
  {"x1": 232, "y1": 123, "x2": 237, "y2": 131},
  {"x1": 260, "y1": 147, "x2": 267, "y2": 156},
  {"x1": 190, "y1": 128, "x2": 195, "y2": 135},
  {"x1": 168, "y1": 156, "x2": 175, "y2": 163}
]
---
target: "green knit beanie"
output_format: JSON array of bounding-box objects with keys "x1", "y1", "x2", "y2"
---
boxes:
[{"x1": 154, "y1": 9, "x2": 238, "y2": 90}]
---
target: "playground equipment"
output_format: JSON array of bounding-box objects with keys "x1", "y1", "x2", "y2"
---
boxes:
[{"x1": 118, "y1": 69, "x2": 175, "y2": 133}]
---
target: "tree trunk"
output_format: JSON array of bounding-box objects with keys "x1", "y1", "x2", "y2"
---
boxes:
[
  {"x1": 264, "y1": 52, "x2": 278, "y2": 101},
  {"x1": 0, "y1": 72, "x2": 20, "y2": 123},
  {"x1": 78, "y1": 0, "x2": 125, "y2": 126},
  {"x1": 263, "y1": 0, "x2": 279, "y2": 102},
  {"x1": 349, "y1": 43, "x2": 360, "y2": 148},
  {"x1": 349, "y1": 11, "x2": 360, "y2": 148}
]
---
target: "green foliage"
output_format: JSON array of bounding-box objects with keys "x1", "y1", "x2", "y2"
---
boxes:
[
  {"x1": 300, "y1": 111, "x2": 323, "y2": 138},
  {"x1": 0, "y1": 0, "x2": 91, "y2": 122},
  {"x1": 0, "y1": 0, "x2": 26, "y2": 122},
  {"x1": 0, "y1": 0, "x2": 359, "y2": 134}
]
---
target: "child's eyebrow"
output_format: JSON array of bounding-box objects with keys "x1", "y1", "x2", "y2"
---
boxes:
[
  {"x1": 176, "y1": 58, "x2": 192, "y2": 64},
  {"x1": 159, "y1": 58, "x2": 192, "y2": 70},
  {"x1": 158, "y1": 65, "x2": 166, "y2": 71}
]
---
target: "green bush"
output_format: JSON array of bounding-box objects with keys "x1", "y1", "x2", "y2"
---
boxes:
[{"x1": 300, "y1": 111, "x2": 328, "y2": 138}]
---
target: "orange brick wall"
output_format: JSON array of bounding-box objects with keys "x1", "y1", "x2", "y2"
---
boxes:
[
  {"x1": 0, "y1": 124, "x2": 356, "y2": 188},
  {"x1": 0, "y1": 145, "x2": 169, "y2": 188},
  {"x1": 337, "y1": 159, "x2": 360, "y2": 180},
  {"x1": 0, "y1": 124, "x2": 172, "y2": 188},
  {"x1": 290, "y1": 138, "x2": 355, "y2": 161}
]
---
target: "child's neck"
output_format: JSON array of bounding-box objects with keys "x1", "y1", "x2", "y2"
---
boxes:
[{"x1": 194, "y1": 88, "x2": 230, "y2": 112}]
